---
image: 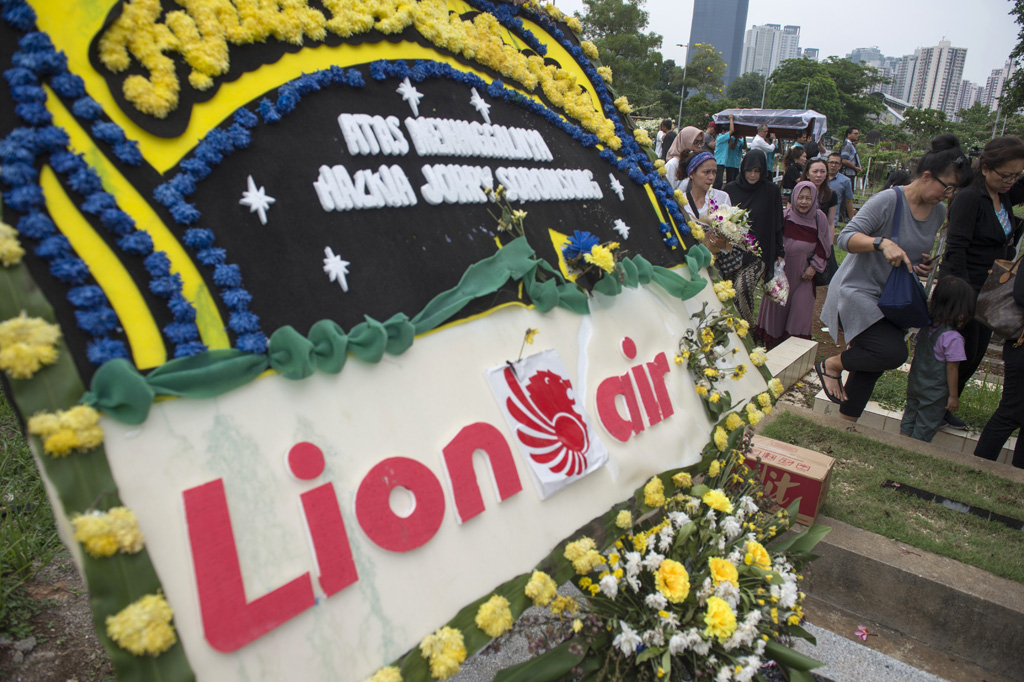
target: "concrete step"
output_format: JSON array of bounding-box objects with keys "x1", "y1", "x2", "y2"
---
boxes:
[{"x1": 765, "y1": 336, "x2": 817, "y2": 391}]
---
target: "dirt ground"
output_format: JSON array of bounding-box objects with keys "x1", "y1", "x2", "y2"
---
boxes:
[{"x1": 0, "y1": 553, "x2": 115, "y2": 682}]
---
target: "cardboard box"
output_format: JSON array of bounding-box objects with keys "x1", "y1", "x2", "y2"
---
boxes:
[{"x1": 746, "y1": 436, "x2": 835, "y2": 525}]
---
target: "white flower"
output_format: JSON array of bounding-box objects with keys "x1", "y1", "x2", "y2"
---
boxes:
[
  {"x1": 643, "y1": 628, "x2": 666, "y2": 647},
  {"x1": 625, "y1": 574, "x2": 642, "y2": 592},
  {"x1": 668, "y1": 511, "x2": 691, "y2": 528},
  {"x1": 697, "y1": 577, "x2": 714, "y2": 604},
  {"x1": 599, "y1": 574, "x2": 619, "y2": 599},
  {"x1": 755, "y1": 639, "x2": 767, "y2": 656},
  {"x1": 739, "y1": 496, "x2": 758, "y2": 516},
  {"x1": 722, "y1": 515, "x2": 743, "y2": 540},
  {"x1": 772, "y1": 581, "x2": 800, "y2": 609},
  {"x1": 693, "y1": 636, "x2": 712, "y2": 655},
  {"x1": 705, "y1": 509, "x2": 718, "y2": 529},
  {"x1": 722, "y1": 610, "x2": 761, "y2": 651},
  {"x1": 715, "y1": 581, "x2": 741, "y2": 610},
  {"x1": 645, "y1": 592, "x2": 667, "y2": 611},
  {"x1": 624, "y1": 552, "x2": 642, "y2": 580},
  {"x1": 658, "y1": 527, "x2": 675, "y2": 552},
  {"x1": 717, "y1": 536, "x2": 727, "y2": 552},
  {"x1": 642, "y1": 551, "x2": 665, "y2": 572},
  {"x1": 612, "y1": 621, "x2": 642, "y2": 656},
  {"x1": 735, "y1": 655, "x2": 762, "y2": 682},
  {"x1": 659, "y1": 610, "x2": 680, "y2": 628},
  {"x1": 727, "y1": 549, "x2": 744, "y2": 566},
  {"x1": 716, "y1": 664, "x2": 734, "y2": 682},
  {"x1": 669, "y1": 632, "x2": 689, "y2": 655}
]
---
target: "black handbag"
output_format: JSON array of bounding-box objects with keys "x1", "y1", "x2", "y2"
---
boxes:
[
  {"x1": 813, "y1": 250, "x2": 839, "y2": 286},
  {"x1": 877, "y1": 188, "x2": 931, "y2": 329}
]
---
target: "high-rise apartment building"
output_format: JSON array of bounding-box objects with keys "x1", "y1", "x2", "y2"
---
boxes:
[
  {"x1": 908, "y1": 40, "x2": 967, "y2": 119},
  {"x1": 740, "y1": 24, "x2": 801, "y2": 78},
  {"x1": 982, "y1": 61, "x2": 1016, "y2": 111},
  {"x1": 689, "y1": 0, "x2": 750, "y2": 87},
  {"x1": 892, "y1": 52, "x2": 918, "y2": 103},
  {"x1": 953, "y1": 80, "x2": 980, "y2": 120},
  {"x1": 802, "y1": 48, "x2": 819, "y2": 62}
]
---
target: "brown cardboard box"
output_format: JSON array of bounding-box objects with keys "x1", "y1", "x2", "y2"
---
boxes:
[{"x1": 746, "y1": 435, "x2": 835, "y2": 525}]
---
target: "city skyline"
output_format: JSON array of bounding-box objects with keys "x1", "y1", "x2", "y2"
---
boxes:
[{"x1": 554, "y1": 0, "x2": 1017, "y2": 85}]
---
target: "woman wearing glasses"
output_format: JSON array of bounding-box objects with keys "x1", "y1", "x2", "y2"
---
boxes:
[
  {"x1": 818, "y1": 134, "x2": 970, "y2": 421},
  {"x1": 940, "y1": 137, "x2": 1024, "y2": 429}
]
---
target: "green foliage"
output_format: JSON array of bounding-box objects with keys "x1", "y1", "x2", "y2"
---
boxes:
[
  {"x1": 998, "y1": 0, "x2": 1024, "y2": 115},
  {"x1": 576, "y1": 0, "x2": 664, "y2": 107},
  {"x1": 902, "y1": 106, "x2": 947, "y2": 138},
  {"x1": 685, "y1": 42, "x2": 726, "y2": 98},
  {"x1": 679, "y1": 93, "x2": 737, "y2": 130},
  {"x1": 765, "y1": 57, "x2": 883, "y2": 131},
  {"x1": 727, "y1": 71, "x2": 767, "y2": 108}
]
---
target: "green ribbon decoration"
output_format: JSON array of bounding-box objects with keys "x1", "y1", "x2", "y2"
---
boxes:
[{"x1": 84, "y1": 239, "x2": 715, "y2": 424}]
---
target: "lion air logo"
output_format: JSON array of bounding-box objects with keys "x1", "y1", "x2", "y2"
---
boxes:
[{"x1": 487, "y1": 350, "x2": 608, "y2": 499}]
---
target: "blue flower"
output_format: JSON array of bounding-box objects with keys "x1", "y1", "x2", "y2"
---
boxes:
[
  {"x1": 563, "y1": 231, "x2": 600, "y2": 260},
  {"x1": 87, "y1": 338, "x2": 129, "y2": 365}
]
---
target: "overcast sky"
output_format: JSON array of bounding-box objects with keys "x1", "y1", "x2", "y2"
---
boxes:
[{"x1": 554, "y1": 0, "x2": 1020, "y2": 85}]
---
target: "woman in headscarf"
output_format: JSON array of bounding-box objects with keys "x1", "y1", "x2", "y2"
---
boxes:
[
  {"x1": 664, "y1": 127, "x2": 706, "y2": 191},
  {"x1": 724, "y1": 149, "x2": 785, "y2": 325},
  {"x1": 755, "y1": 181, "x2": 833, "y2": 349}
]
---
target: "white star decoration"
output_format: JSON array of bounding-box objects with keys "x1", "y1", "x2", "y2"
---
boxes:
[
  {"x1": 396, "y1": 77, "x2": 424, "y2": 117},
  {"x1": 609, "y1": 173, "x2": 625, "y2": 201},
  {"x1": 322, "y1": 247, "x2": 350, "y2": 292},
  {"x1": 469, "y1": 88, "x2": 491, "y2": 124},
  {"x1": 239, "y1": 175, "x2": 275, "y2": 225},
  {"x1": 613, "y1": 219, "x2": 631, "y2": 240}
]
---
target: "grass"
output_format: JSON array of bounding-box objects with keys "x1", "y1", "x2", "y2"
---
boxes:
[
  {"x1": 759, "y1": 411, "x2": 1024, "y2": 584},
  {"x1": 0, "y1": 389, "x2": 62, "y2": 638}
]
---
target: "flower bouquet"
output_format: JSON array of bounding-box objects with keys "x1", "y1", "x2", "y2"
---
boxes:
[
  {"x1": 493, "y1": 427, "x2": 828, "y2": 682},
  {"x1": 764, "y1": 259, "x2": 790, "y2": 306},
  {"x1": 562, "y1": 230, "x2": 622, "y2": 291}
]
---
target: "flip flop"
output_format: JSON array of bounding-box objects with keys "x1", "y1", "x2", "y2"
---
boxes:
[{"x1": 815, "y1": 360, "x2": 846, "y2": 404}]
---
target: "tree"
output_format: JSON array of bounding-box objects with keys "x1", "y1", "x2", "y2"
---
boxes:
[
  {"x1": 727, "y1": 71, "x2": 767, "y2": 108},
  {"x1": 764, "y1": 59, "x2": 843, "y2": 124},
  {"x1": 820, "y1": 58, "x2": 886, "y2": 129},
  {"x1": 903, "y1": 107, "x2": 947, "y2": 139},
  {"x1": 997, "y1": 0, "x2": 1024, "y2": 114},
  {"x1": 576, "y1": 0, "x2": 664, "y2": 108},
  {"x1": 684, "y1": 43, "x2": 726, "y2": 98}
]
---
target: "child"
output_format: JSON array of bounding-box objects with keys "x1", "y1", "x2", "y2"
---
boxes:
[{"x1": 901, "y1": 276, "x2": 976, "y2": 442}]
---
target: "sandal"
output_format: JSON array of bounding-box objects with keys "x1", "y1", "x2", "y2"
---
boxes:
[{"x1": 815, "y1": 359, "x2": 846, "y2": 404}]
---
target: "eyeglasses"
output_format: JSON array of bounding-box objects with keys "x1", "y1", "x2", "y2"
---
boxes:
[
  {"x1": 932, "y1": 175, "x2": 958, "y2": 196},
  {"x1": 993, "y1": 168, "x2": 1024, "y2": 183}
]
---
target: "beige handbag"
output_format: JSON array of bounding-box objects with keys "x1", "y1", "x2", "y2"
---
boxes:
[{"x1": 976, "y1": 255, "x2": 1024, "y2": 346}]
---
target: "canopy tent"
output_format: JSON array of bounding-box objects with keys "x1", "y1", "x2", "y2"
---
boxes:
[{"x1": 712, "y1": 109, "x2": 827, "y2": 142}]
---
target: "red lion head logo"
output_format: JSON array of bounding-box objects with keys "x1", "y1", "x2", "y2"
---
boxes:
[{"x1": 503, "y1": 367, "x2": 590, "y2": 477}]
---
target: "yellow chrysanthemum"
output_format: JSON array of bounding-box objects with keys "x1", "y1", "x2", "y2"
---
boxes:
[
  {"x1": 596, "y1": 65, "x2": 613, "y2": 83},
  {"x1": 654, "y1": 559, "x2": 690, "y2": 603},
  {"x1": 0, "y1": 313, "x2": 61, "y2": 379},
  {"x1": 615, "y1": 510, "x2": 632, "y2": 529},
  {"x1": 72, "y1": 507, "x2": 145, "y2": 558},
  {"x1": 704, "y1": 367, "x2": 719, "y2": 378},
  {"x1": 708, "y1": 460, "x2": 721, "y2": 477},
  {"x1": 695, "y1": 384, "x2": 709, "y2": 397},
  {"x1": 565, "y1": 15, "x2": 582, "y2": 34},
  {"x1": 725, "y1": 413, "x2": 744, "y2": 432},
  {"x1": 581, "y1": 40, "x2": 599, "y2": 60},
  {"x1": 736, "y1": 320, "x2": 750, "y2": 338},
  {"x1": 564, "y1": 537, "x2": 606, "y2": 574},
  {"x1": 703, "y1": 595, "x2": 737, "y2": 641},
  {"x1": 702, "y1": 488, "x2": 734, "y2": 514},
  {"x1": 633, "y1": 128, "x2": 652, "y2": 146},
  {"x1": 525, "y1": 570, "x2": 558, "y2": 607},
  {"x1": 709, "y1": 557, "x2": 739, "y2": 588},
  {"x1": 0, "y1": 221, "x2": 25, "y2": 266},
  {"x1": 550, "y1": 595, "x2": 578, "y2": 615},
  {"x1": 674, "y1": 189, "x2": 687, "y2": 205},
  {"x1": 745, "y1": 403, "x2": 764, "y2": 426},
  {"x1": 744, "y1": 541, "x2": 771, "y2": 571},
  {"x1": 769, "y1": 377, "x2": 785, "y2": 398},
  {"x1": 614, "y1": 95, "x2": 631, "y2": 113},
  {"x1": 709, "y1": 392, "x2": 721, "y2": 404},
  {"x1": 749, "y1": 348, "x2": 768, "y2": 367},
  {"x1": 690, "y1": 224, "x2": 706, "y2": 241},
  {"x1": 713, "y1": 280, "x2": 736, "y2": 301},
  {"x1": 644, "y1": 476, "x2": 665, "y2": 507},
  {"x1": 672, "y1": 472, "x2": 692, "y2": 489},
  {"x1": 584, "y1": 245, "x2": 616, "y2": 273},
  {"x1": 713, "y1": 426, "x2": 728, "y2": 451},
  {"x1": 27, "y1": 405, "x2": 104, "y2": 457},
  {"x1": 419, "y1": 626, "x2": 467, "y2": 680},
  {"x1": 105, "y1": 593, "x2": 176, "y2": 656},
  {"x1": 475, "y1": 594, "x2": 513, "y2": 638},
  {"x1": 367, "y1": 666, "x2": 403, "y2": 682}
]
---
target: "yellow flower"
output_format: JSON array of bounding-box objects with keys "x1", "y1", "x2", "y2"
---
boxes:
[
  {"x1": 0, "y1": 313, "x2": 61, "y2": 379},
  {"x1": 736, "y1": 320, "x2": 750, "y2": 338},
  {"x1": 0, "y1": 221, "x2": 25, "y2": 266},
  {"x1": 745, "y1": 403, "x2": 764, "y2": 426},
  {"x1": 367, "y1": 666, "x2": 403, "y2": 682},
  {"x1": 708, "y1": 460, "x2": 721, "y2": 477},
  {"x1": 654, "y1": 559, "x2": 690, "y2": 603},
  {"x1": 584, "y1": 245, "x2": 616, "y2": 273},
  {"x1": 757, "y1": 392, "x2": 772, "y2": 408},
  {"x1": 749, "y1": 348, "x2": 768, "y2": 366},
  {"x1": 596, "y1": 65, "x2": 613, "y2": 83},
  {"x1": 731, "y1": 364, "x2": 747, "y2": 380},
  {"x1": 525, "y1": 570, "x2": 557, "y2": 607},
  {"x1": 615, "y1": 510, "x2": 632, "y2": 529},
  {"x1": 572, "y1": 618, "x2": 583, "y2": 633},
  {"x1": 419, "y1": 626, "x2": 467, "y2": 680},
  {"x1": 704, "y1": 367, "x2": 719, "y2": 378},
  {"x1": 565, "y1": 15, "x2": 582, "y2": 34},
  {"x1": 713, "y1": 426, "x2": 728, "y2": 451},
  {"x1": 744, "y1": 541, "x2": 771, "y2": 571},
  {"x1": 769, "y1": 377, "x2": 785, "y2": 398},
  {"x1": 475, "y1": 594, "x2": 513, "y2": 638},
  {"x1": 633, "y1": 128, "x2": 652, "y2": 146},
  {"x1": 709, "y1": 557, "x2": 739, "y2": 588},
  {"x1": 702, "y1": 488, "x2": 734, "y2": 514},
  {"x1": 672, "y1": 472, "x2": 692, "y2": 489},
  {"x1": 524, "y1": 328, "x2": 539, "y2": 344},
  {"x1": 725, "y1": 413, "x2": 744, "y2": 432},
  {"x1": 564, "y1": 537, "x2": 606, "y2": 574},
  {"x1": 72, "y1": 507, "x2": 144, "y2": 558},
  {"x1": 614, "y1": 96, "x2": 631, "y2": 113},
  {"x1": 28, "y1": 405, "x2": 104, "y2": 457},
  {"x1": 581, "y1": 40, "x2": 599, "y2": 60},
  {"x1": 713, "y1": 280, "x2": 736, "y2": 301},
  {"x1": 550, "y1": 595, "x2": 578, "y2": 615},
  {"x1": 695, "y1": 384, "x2": 709, "y2": 398},
  {"x1": 674, "y1": 352, "x2": 687, "y2": 364},
  {"x1": 690, "y1": 224, "x2": 706, "y2": 241},
  {"x1": 654, "y1": 159, "x2": 666, "y2": 169},
  {"x1": 105, "y1": 593, "x2": 176, "y2": 656},
  {"x1": 644, "y1": 476, "x2": 665, "y2": 507},
  {"x1": 674, "y1": 189, "x2": 687, "y2": 205},
  {"x1": 709, "y1": 392, "x2": 721, "y2": 404},
  {"x1": 704, "y1": 596, "x2": 737, "y2": 641}
]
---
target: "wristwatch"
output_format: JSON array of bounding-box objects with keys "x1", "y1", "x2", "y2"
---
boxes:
[{"x1": 873, "y1": 237, "x2": 884, "y2": 251}]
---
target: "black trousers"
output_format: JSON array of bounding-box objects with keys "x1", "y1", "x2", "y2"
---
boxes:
[
  {"x1": 839, "y1": 318, "x2": 909, "y2": 419},
  {"x1": 975, "y1": 340, "x2": 1024, "y2": 467},
  {"x1": 957, "y1": 318, "x2": 993, "y2": 396}
]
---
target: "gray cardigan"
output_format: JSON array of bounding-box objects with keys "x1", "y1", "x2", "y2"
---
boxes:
[{"x1": 821, "y1": 188, "x2": 946, "y2": 342}]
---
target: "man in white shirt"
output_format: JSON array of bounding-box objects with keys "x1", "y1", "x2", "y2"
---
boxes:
[{"x1": 749, "y1": 124, "x2": 776, "y2": 173}]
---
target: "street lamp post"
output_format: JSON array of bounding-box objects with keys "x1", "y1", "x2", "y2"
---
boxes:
[
  {"x1": 803, "y1": 81, "x2": 811, "y2": 109},
  {"x1": 760, "y1": 70, "x2": 769, "y2": 108},
  {"x1": 676, "y1": 43, "x2": 689, "y2": 128}
]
